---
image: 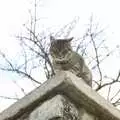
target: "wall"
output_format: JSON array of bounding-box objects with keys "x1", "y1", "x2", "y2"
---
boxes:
[{"x1": 0, "y1": 71, "x2": 120, "y2": 120}]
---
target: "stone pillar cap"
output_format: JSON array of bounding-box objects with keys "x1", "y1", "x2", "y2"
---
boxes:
[{"x1": 0, "y1": 71, "x2": 120, "y2": 120}]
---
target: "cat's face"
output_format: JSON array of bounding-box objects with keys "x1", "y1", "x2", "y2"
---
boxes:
[{"x1": 49, "y1": 36, "x2": 73, "y2": 59}]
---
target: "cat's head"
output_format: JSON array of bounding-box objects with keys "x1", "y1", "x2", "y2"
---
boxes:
[{"x1": 49, "y1": 36, "x2": 73, "y2": 58}]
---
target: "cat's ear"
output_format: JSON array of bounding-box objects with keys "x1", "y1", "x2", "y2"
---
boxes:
[
  {"x1": 67, "y1": 37, "x2": 74, "y2": 42},
  {"x1": 50, "y1": 36, "x2": 55, "y2": 42}
]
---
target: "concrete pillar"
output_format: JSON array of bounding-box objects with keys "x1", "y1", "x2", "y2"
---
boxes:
[
  {"x1": 0, "y1": 71, "x2": 120, "y2": 120},
  {"x1": 29, "y1": 95, "x2": 97, "y2": 120}
]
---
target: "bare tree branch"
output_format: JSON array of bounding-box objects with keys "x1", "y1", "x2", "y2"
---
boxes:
[
  {"x1": 112, "y1": 98, "x2": 120, "y2": 107},
  {"x1": 0, "y1": 67, "x2": 41, "y2": 84},
  {"x1": 107, "y1": 85, "x2": 112, "y2": 101},
  {"x1": 90, "y1": 34, "x2": 103, "y2": 84},
  {"x1": 96, "y1": 70, "x2": 120, "y2": 91},
  {"x1": 110, "y1": 89, "x2": 120, "y2": 102},
  {"x1": 0, "y1": 96, "x2": 19, "y2": 101},
  {"x1": 12, "y1": 80, "x2": 26, "y2": 95}
]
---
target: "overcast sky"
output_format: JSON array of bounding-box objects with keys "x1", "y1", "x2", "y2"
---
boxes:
[
  {"x1": 0, "y1": 0, "x2": 120, "y2": 54},
  {"x1": 0, "y1": 0, "x2": 120, "y2": 112}
]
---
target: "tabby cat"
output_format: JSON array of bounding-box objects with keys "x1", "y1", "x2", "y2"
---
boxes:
[{"x1": 49, "y1": 36, "x2": 92, "y2": 86}]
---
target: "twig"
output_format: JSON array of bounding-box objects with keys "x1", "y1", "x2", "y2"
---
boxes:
[{"x1": 0, "y1": 96, "x2": 19, "y2": 100}]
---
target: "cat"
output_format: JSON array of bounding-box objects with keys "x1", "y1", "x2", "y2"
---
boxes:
[{"x1": 49, "y1": 36, "x2": 92, "y2": 86}]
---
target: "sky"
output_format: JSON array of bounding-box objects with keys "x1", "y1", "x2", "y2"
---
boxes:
[{"x1": 0, "y1": 0, "x2": 120, "y2": 112}]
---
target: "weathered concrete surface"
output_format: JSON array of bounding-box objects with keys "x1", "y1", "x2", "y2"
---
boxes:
[
  {"x1": 79, "y1": 108, "x2": 97, "y2": 120},
  {"x1": 0, "y1": 71, "x2": 120, "y2": 120},
  {"x1": 29, "y1": 94, "x2": 97, "y2": 120},
  {"x1": 0, "y1": 72, "x2": 66, "y2": 120},
  {"x1": 29, "y1": 95, "x2": 80, "y2": 120}
]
